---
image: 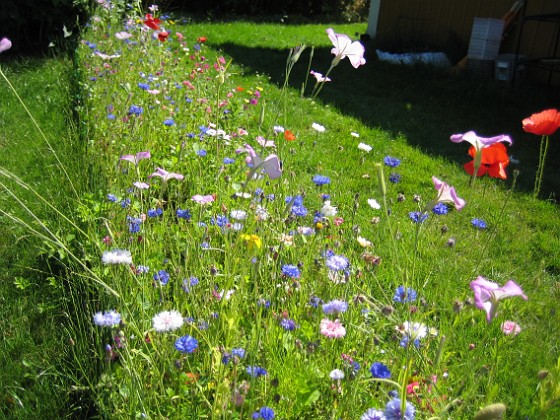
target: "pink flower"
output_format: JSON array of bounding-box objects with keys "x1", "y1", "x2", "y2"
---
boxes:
[
  {"x1": 192, "y1": 194, "x2": 215, "y2": 204},
  {"x1": 120, "y1": 151, "x2": 151, "y2": 166},
  {"x1": 431, "y1": 176, "x2": 466, "y2": 210},
  {"x1": 501, "y1": 320, "x2": 522, "y2": 335},
  {"x1": 256, "y1": 136, "x2": 275, "y2": 148},
  {"x1": 310, "y1": 70, "x2": 331, "y2": 83},
  {"x1": 320, "y1": 318, "x2": 346, "y2": 338},
  {"x1": 115, "y1": 31, "x2": 132, "y2": 40},
  {"x1": 326, "y1": 28, "x2": 366, "y2": 68},
  {"x1": 470, "y1": 276, "x2": 528, "y2": 322},
  {"x1": 244, "y1": 144, "x2": 282, "y2": 180},
  {"x1": 0, "y1": 37, "x2": 13, "y2": 53},
  {"x1": 149, "y1": 167, "x2": 184, "y2": 182}
]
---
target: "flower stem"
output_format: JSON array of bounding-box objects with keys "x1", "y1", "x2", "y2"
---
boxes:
[{"x1": 533, "y1": 135, "x2": 549, "y2": 199}]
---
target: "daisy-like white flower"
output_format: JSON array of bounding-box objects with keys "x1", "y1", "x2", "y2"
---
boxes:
[
  {"x1": 312, "y1": 122, "x2": 326, "y2": 133},
  {"x1": 357, "y1": 236, "x2": 372, "y2": 247},
  {"x1": 321, "y1": 201, "x2": 338, "y2": 217},
  {"x1": 367, "y1": 198, "x2": 381, "y2": 209},
  {"x1": 329, "y1": 369, "x2": 345, "y2": 380},
  {"x1": 358, "y1": 142, "x2": 372, "y2": 152},
  {"x1": 152, "y1": 310, "x2": 184, "y2": 332},
  {"x1": 102, "y1": 249, "x2": 132, "y2": 265},
  {"x1": 399, "y1": 321, "x2": 428, "y2": 340}
]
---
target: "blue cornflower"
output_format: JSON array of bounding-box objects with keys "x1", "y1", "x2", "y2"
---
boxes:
[
  {"x1": 280, "y1": 318, "x2": 297, "y2": 331},
  {"x1": 291, "y1": 205, "x2": 308, "y2": 217},
  {"x1": 471, "y1": 218, "x2": 487, "y2": 229},
  {"x1": 312, "y1": 174, "x2": 331, "y2": 186},
  {"x1": 432, "y1": 202, "x2": 448, "y2": 215},
  {"x1": 137, "y1": 82, "x2": 150, "y2": 90},
  {"x1": 322, "y1": 299, "x2": 348, "y2": 315},
  {"x1": 164, "y1": 118, "x2": 175, "y2": 126},
  {"x1": 120, "y1": 198, "x2": 131, "y2": 208},
  {"x1": 223, "y1": 157, "x2": 235, "y2": 164},
  {"x1": 285, "y1": 195, "x2": 304, "y2": 206},
  {"x1": 93, "y1": 310, "x2": 121, "y2": 327},
  {"x1": 200, "y1": 242, "x2": 210, "y2": 249},
  {"x1": 147, "y1": 208, "x2": 163, "y2": 217},
  {"x1": 153, "y1": 270, "x2": 170, "y2": 285},
  {"x1": 281, "y1": 264, "x2": 300, "y2": 278},
  {"x1": 389, "y1": 173, "x2": 401, "y2": 183},
  {"x1": 246, "y1": 365, "x2": 268, "y2": 377},
  {"x1": 400, "y1": 335, "x2": 420, "y2": 349},
  {"x1": 128, "y1": 105, "x2": 143, "y2": 116},
  {"x1": 176, "y1": 208, "x2": 192, "y2": 220},
  {"x1": 322, "y1": 194, "x2": 331, "y2": 201},
  {"x1": 326, "y1": 254, "x2": 349, "y2": 271},
  {"x1": 370, "y1": 361, "x2": 391, "y2": 379},
  {"x1": 127, "y1": 216, "x2": 142, "y2": 233},
  {"x1": 384, "y1": 398, "x2": 416, "y2": 420},
  {"x1": 211, "y1": 215, "x2": 229, "y2": 228},
  {"x1": 393, "y1": 286, "x2": 417, "y2": 303},
  {"x1": 181, "y1": 276, "x2": 199, "y2": 293},
  {"x1": 309, "y1": 295, "x2": 323, "y2": 308},
  {"x1": 107, "y1": 193, "x2": 118, "y2": 202},
  {"x1": 409, "y1": 211, "x2": 428, "y2": 223},
  {"x1": 361, "y1": 408, "x2": 386, "y2": 420},
  {"x1": 136, "y1": 265, "x2": 150, "y2": 274},
  {"x1": 107, "y1": 113, "x2": 116, "y2": 120},
  {"x1": 257, "y1": 298, "x2": 271, "y2": 308},
  {"x1": 174, "y1": 335, "x2": 198, "y2": 353},
  {"x1": 384, "y1": 156, "x2": 401, "y2": 167},
  {"x1": 252, "y1": 407, "x2": 275, "y2": 420},
  {"x1": 197, "y1": 149, "x2": 207, "y2": 157},
  {"x1": 231, "y1": 348, "x2": 245, "y2": 358}
]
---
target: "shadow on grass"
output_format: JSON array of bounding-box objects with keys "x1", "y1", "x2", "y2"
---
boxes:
[{"x1": 212, "y1": 41, "x2": 560, "y2": 200}]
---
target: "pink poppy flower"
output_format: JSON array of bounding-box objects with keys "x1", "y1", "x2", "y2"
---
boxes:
[
  {"x1": 320, "y1": 318, "x2": 346, "y2": 338},
  {"x1": 326, "y1": 28, "x2": 366, "y2": 68},
  {"x1": 470, "y1": 276, "x2": 528, "y2": 322}
]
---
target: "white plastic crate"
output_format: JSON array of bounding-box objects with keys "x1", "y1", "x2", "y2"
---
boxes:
[
  {"x1": 468, "y1": 18, "x2": 504, "y2": 60},
  {"x1": 495, "y1": 53, "x2": 526, "y2": 82}
]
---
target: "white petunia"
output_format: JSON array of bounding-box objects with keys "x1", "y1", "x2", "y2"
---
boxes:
[
  {"x1": 311, "y1": 122, "x2": 326, "y2": 133},
  {"x1": 367, "y1": 199, "x2": 381, "y2": 209},
  {"x1": 357, "y1": 142, "x2": 372, "y2": 152}
]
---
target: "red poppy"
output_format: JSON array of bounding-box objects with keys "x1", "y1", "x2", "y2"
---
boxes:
[
  {"x1": 284, "y1": 130, "x2": 296, "y2": 141},
  {"x1": 197, "y1": 36, "x2": 207, "y2": 43},
  {"x1": 144, "y1": 13, "x2": 161, "y2": 30},
  {"x1": 464, "y1": 143, "x2": 509, "y2": 179},
  {"x1": 522, "y1": 109, "x2": 560, "y2": 136},
  {"x1": 157, "y1": 31, "x2": 169, "y2": 42},
  {"x1": 236, "y1": 86, "x2": 245, "y2": 92}
]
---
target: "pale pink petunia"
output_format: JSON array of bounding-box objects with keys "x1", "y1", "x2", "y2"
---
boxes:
[
  {"x1": 320, "y1": 318, "x2": 346, "y2": 338},
  {"x1": 431, "y1": 176, "x2": 466, "y2": 211},
  {"x1": 470, "y1": 276, "x2": 528, "y2": 322},
  {"x1": 450, "y1": 131, "x2": 512, "y2": 153},
  {"x1": 326, "y1": 28, "x2": 366, "y2": 68},
  {"x1": 256, "y1": 136, "x2": 276, "y2": 148},
  {"x1": 310, "y1": 70, "x2": 331, "y2": 83},
  {"x1": 120, "y1": 151, "x2": 151, "y2": 166},
  {"x1": 149, "y1": 167, "x2": 184, "y2": 182},
  {"x1": 192, "y1": 194, "x2": 215, "y2": 204},
  {"x1": 244, "y1": 144, "x2": 282, "y2": 180},
  {"x1": 115, "y1": 31, "x2": 132, "y2": 40}
]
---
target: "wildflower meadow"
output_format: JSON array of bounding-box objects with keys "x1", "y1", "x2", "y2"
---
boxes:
[{"x1": 1, "y1": 1, "x2": 560, "y2": 419}]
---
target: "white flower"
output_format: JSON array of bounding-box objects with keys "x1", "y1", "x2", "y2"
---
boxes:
[
  {"x1": 400, "y1": 321, "x2": 428, "y2": 339},
  {"x1": 311, "y1": 122, "x2": 326, "y2": 133},
  {"x1": 357, "y1": 236, "x2": 372, "y2": 247},
  {"x1": 102, "y1": 249, "x2": 133, "y2": 265},
  {"x1": 230, "y1": 210, "x2": 247, "y2": 220},
  {"x1": 255, "y1": 205, "x2": 269, "y2": 220},
  {"x1": 357, "y1": 142, "x2": 372, "y2": 152},
  {"x1": 152, "y1": 310, "x2": 184, "y2": 332},
  {"x1": 367, "y1": 199, "x2": 381, "y2": 209},
  {"x1": 329, "y1": 369, "x2": 345, "y2": 380},
  {"x1": 273, "y1": 125, "x2": 285, "y2": 133},
  {"x1": 321, "y1": 201, "x2": 338, "y2": 217},
  {"x1": 351, "y1": 132, "x2": 360, "y2": 137}
]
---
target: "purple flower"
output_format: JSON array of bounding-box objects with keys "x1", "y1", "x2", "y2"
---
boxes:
[
  {"x1": 120, "y1": 151, "x2": 151, "y2": 166},
  {"x1": 107, "y1": 193, "x2": 118, "y2": 202},
  {"x1": 312, "y1": 175, "x2": 331, "y2": 186},
  {"x1": 431, "y1": 202, "x2": 448, "y2": 215},
  {"x1": 281, "y1": 264, "x2": 300, "y2": 278},
  {"x1": 174, "y1": 335, "x2": 198, "y2": 353},
  {"x1": 322, "y1": 299, "x2": 348, "y2": 315},
  {"x1": 393, "y1": 286, "x2": 417, "y2": 303},
  {"x1": 181, "y1": 276, "x2": 199, "y2": 293},
  {"x1": 430, "y1": 176, "x2": 466, "y2": 211},
  {"x1": 361, "y1": 408, "x2": 386, "y2": 420},
  {"x1": 197, "y1": 149, "x2": 207, "y2": 157},
  {"x1": 128, "y1": 105, "x2": 143, "y2": 116},
  {"x1": 291, "y1": 205, "x2": 308, "y2": 217},
  {"x1": 252, "y1": 407, "x2": 275, "y2": 420},
  {"x1": 389, "y1": 173, "x2": 401, "y2": 183},
  {"x1": 471, "y1": 218, "x2": 487, "y2": 229},
  {"x1": 149, "y1": 167, "x2": 184, "y2": 182},
  {"x1": 370, "y1": 362, "x2": 391, "y2": 379},
  {"x1": 0, "y1": 37, "x2": 13, "y2": 54},
  {"x1": 470, "y1": 276, "x2": 528, "y2": 322},
  {"x1": 244, "y1": 144, "x2": 282, "y2": 180},
  {"x1": 153, "y1": 270, "x2": 170, "y2": 285},
  {"x1": 450, "y1": 131, "x2": 512, "y2": 153},
  {"x1": 280, "y1": 318, "x2": 297, "y2": 331},
  {"x1": 93, "y1": 310, "x2": 121, "y2": 327},
  {"x1": 246, "y1": 365, "x2": 268, "y2": 377},
  {"x1": 384, "y1": 398, "x2": 415, "y2": 420},
  {"x1": 176, "y1": 208, "x2": 192, "y2": 220},
  {"x1": 147, "y1": 208, "x2": 163, "y2": 217},
  {"x1": 326, "y1": 254, "x2": 349, "y2": 271},
  {"x1": 164, "y1": 118, "x2": 175, "y2": 126},
  {"x1": 384, "y1": 156, "x2": 401, "y2": 167},
  {"x1": 409, "y1": 211, "x2": 428, "y2": 223}
]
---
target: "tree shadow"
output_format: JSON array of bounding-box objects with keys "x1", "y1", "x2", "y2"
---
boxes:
[{"x1": 213, "y1": 40, "x2": 560, "y2": 199}]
